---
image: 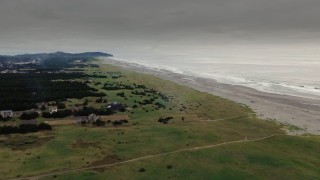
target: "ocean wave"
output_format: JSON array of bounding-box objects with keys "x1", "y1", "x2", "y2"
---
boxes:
[
  {"x1": 104, "y1": 57, "x2": 320, "y2": 100},
  {"x1": 107, "y1": 57, "x2": 185, "y2": 74},
  {"x1": 198, "y1": 72, "x2": 320, "y2": 99}
]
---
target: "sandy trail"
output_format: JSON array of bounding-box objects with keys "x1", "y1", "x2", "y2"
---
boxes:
[{"x1": 6, "y1": 134, "x2": 281, "y2": 180}]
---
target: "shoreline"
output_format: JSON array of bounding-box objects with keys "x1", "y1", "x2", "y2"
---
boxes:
[{"x1": 102, "y1": 58, "x2": 320, "y2": 135}]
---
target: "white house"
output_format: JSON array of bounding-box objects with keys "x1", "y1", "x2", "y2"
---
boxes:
[
  {"x1": 49, "y1": 107, "x2": 58, "y2": 114},
  {"x1": 75, "y1": 114, "x2": 99, "y2": 124},
  {"x1": 88, "y1": 113, "x2": 99, "y2": 122},
  {"x1": 0, "y1": 110, "x2": 13, "y2": 118}
]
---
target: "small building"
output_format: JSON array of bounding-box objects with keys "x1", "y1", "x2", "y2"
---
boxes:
[
  {"x1": 88, "y1": 113, "x2": 99, "y2": 122},
  {"x1": 75, "y1": 113, "x2": 99, "y2": 124},
  {"x1": 49, "y1": 107, "x2": 58, "y2": 114},
  {"x1": 74, "y1": 60, "x2": 82, "y2": 63},
  {"x1": 0, "y1": 110, "x2": 13, "y2": 118},
  {"x1": 107, "y1": 102, "x2": 126, "y2": 111}
]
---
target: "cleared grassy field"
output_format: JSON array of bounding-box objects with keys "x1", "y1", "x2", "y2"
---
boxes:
[
  {"x1": 42, "y1": 135, "x2": 320, "y2": 180},
  {"x1": 0, "y1": 61, "x2": 319, "y2": 179}
]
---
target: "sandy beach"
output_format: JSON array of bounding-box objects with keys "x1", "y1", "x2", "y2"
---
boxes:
[{"x1": 103, "y1": 58, "x2": 320, "y2": 135}]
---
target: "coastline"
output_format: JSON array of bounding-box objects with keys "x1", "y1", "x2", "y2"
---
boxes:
[{"x1": 102, "y1": 58, "x2": 320, "y2": 135}]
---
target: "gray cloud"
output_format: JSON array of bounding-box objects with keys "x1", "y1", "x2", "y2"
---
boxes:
[{"x1": 0, "y1": 0, "x2": 320, "y2": 55}]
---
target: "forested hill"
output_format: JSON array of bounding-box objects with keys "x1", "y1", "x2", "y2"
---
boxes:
[{"x1": 0, "y1": 51, "x2": 113, "y2": 62}]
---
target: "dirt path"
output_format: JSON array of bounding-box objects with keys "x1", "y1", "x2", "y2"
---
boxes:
[{"x1": 6, "y1": 134, "x2": 282, "y2": 180}]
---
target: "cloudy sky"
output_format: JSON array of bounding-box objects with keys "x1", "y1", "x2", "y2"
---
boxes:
[{"x1": 1, "y1": 0, "x2": 320, "y2": 57}]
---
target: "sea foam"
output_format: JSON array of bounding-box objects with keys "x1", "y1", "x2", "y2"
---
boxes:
[{"x1": 104, "y1": 56, "x2": 320, "y2": 100}]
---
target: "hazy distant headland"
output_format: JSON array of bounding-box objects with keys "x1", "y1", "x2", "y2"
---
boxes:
[{"x1": 0, "y1": 51, "x2": 113, "y2": 62}]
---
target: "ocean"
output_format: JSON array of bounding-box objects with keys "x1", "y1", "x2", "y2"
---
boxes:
[{"x1": 109, "y1": 53, "x2": 320, "y2": 100}]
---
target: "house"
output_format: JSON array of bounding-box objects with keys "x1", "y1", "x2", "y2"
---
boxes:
[
  {"x1": 20, "y1": 119, "x2": 38, "y2": 125},
  {"x1": 49, "y1": 107, "x2": 58, "y2": 114},
  {"x1": 0, "y1": 110, "x2": 13, "y2": 118},
  {"x1": 88, "y1": 113, "x2": 99, "y2": 122},
  {"x1": 75, "y1": 113, "x2": 99, "y2": 124},
  {"x1": 107, "y1": 102, "x2": 126, "y2": 111}
]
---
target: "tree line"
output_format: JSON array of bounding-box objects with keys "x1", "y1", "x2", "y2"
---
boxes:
[
  {"x1": 0, "y1": 123, "x2": 52, "y2": 135},
  {"x1": 0, "y1": 73, "x2": 105, "y2": 111}
]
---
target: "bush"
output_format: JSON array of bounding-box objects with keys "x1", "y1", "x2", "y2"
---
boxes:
[
  {"x1": 20, "y1": 112, "x2": 39, "y2": 120},
  {"x1": 42, "y1": 110, "x2": 72, "y2": 118},
  {"x1": 112, "y1": 120, "x2": 128, "y2": 126},
  {"x1": 0, "y1": 123, "x2": 52, "y2": 135},
  {"x1": 158, "y1": 117, "x2": 173, "y2": 124},
  {"x1": 83, "y1": 99, "x2": 89, "y2": 106},
  {"x1": 38, "y1": 123, "x2": 52, "y2": 130},
  {"x1": 42, "y1": 112, "x2": 51, "y2": 118},
  {"x1": 41, "y1": 105, "x2": 46, "y2": 110},
  {"x1": 93, "y1": 119, "x2": 105, "y2": 126},
  {"x1": 57, "y1": 103, "x2": 66, "y2": 109},
  {"x1": 116, "y1": 92, "x2": 125, "y2": 97},
  {"x1": 75, "y1": 107, "x2": 114, "y2": 116},
  {"x1": 155, "y1": 102, "x2": 166, "y2": 108},
  {"x1": 96, "y1": 97, "x2": 103, "y2": 103}
]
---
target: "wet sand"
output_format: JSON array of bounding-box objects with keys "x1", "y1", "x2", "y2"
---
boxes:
[{"x1": 103, "y1": 58, "x2": 320, "y2": 135}]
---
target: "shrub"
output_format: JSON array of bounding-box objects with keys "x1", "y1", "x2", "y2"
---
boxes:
[
  {"x1": 112, "y1": 120, "x2": 128, "y2": 126},
  {"x1": 93, "y1": 119, "x2": 105, "y2": 126},
  {"x1": 96, "y1": 97, "x2": 103, "y2": 103},
  {"x1": 41, "y1": 105, "x2": 46, "y2": 110},
  {"x1": 38, "y1": 123, "x2": 52, "y2": 130},
  {"x1": 42, "y1": 110, "x2": 72, "y2": 118},
  {"x1": 57, "y1": 103, "x2": 66, "y2": 109},
  {"x1": 158, "y1": 117, "x2": 173, "y2": 124},
  {"x1": 116, "y1": 92, "x2": 125, "y2": 97},
  {"x1": 20, "y1": 112, "x2": 39, "y2": 120},
  {"x1": 0, "y1": 123, "x2": 52, "y2": 135}
]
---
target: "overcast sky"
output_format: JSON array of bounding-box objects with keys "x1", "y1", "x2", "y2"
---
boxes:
[{"x1": 1, "y1": 0, "x2": 320, "y2": 57}]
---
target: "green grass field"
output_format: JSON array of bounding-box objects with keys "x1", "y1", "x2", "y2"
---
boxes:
[{"x1": 0, "y1": 61, "x2": 319, "y2": 179}]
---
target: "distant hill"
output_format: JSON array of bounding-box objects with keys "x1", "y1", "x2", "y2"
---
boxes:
[{"x1": 0, "y1": 51, "x2": 113, "y2": 62}]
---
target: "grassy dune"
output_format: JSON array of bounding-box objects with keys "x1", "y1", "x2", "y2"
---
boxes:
[{"x1": 0, "y1": 61, "x2": 319, "y2": 179}]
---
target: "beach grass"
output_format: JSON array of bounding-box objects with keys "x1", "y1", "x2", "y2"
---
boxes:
[{"x1": 0, "y1": 61, "x2": 319, "y2": 179}]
